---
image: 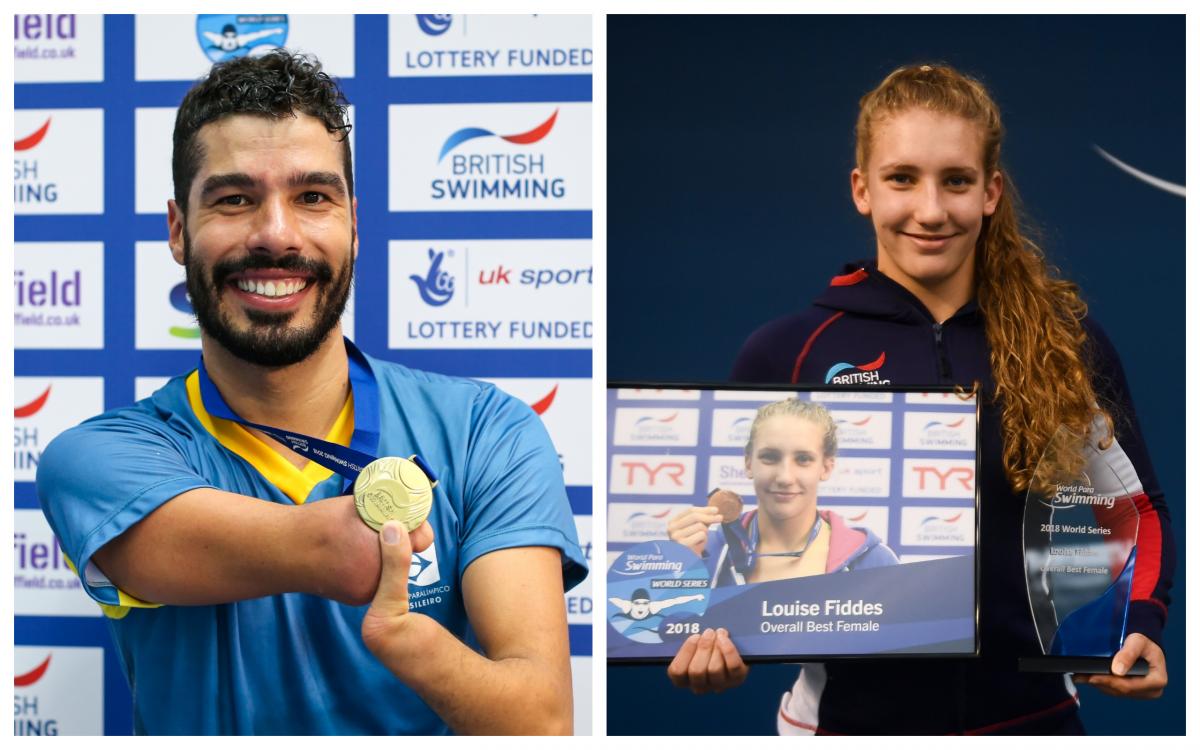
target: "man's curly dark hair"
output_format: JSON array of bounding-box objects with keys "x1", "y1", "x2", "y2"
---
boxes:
[{"x1": 172, "y1": 50, "x2": 353, "y2": 214}]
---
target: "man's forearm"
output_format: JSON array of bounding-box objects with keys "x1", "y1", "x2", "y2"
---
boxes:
[
  {"x1": 364, "y1": 611, "x2": 572, "y2": 735},
  {"x1": 90, "y1": 489, "x2": 379, "y2": 606}
]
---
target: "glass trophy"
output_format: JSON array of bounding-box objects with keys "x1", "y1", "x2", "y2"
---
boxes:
[{"x1": 1020, "y1": 426, "x2": 1148, "y2": 675}]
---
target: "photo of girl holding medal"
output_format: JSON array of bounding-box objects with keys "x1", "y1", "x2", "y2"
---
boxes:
[
  {"x1": 667, "y1": 398, "x2": 898, "y2": 587},
  {"x1": 658, "y1": 62, "x2": 1175, "y2": 734}
]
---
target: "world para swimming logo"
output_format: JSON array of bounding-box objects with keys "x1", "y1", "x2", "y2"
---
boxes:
[
  {"x1": 410, "y1": 248, "x2": 455, "y2": 306},
  {"x1": 437, "y1": 109, "x2": 559, "y2": 162},
  {"x1": 825, "y1": 352, "x2": 889, "y2": 385},
  {"x1": 196, "y1": 15, "x2": 288, "y2": 63}
]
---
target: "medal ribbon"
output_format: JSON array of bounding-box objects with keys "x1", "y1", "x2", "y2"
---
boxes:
[
  {"x1": 196, "y1": 338, "x2": 438, "y2": 486},
  {"x1": 725, "y1": 510, "x2": 825, "y2": 576}
]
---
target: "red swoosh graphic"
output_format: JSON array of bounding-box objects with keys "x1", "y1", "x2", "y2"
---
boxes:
[
  {"x1": 947, "y1": 418, "x2": 965, "y2": 428},
  {"x1": 851, "y1": 416, "x2": 871, "y2": 426},
  {"x1": 943, "y1": 512, "x2": 963, "y2": 523},
  {"x1": 15, "y1": 118, "x2": 52, "y2": 151},
  {"x1": 15, "y1": 656, "x2": 51, "y2": 687},
  {"x1": 858, "y1": 352, "x2": 886, "y2": 371},
  {"x1": 848, "y1": 511, "x2": 868, "y2": 522},
  {"x1": 530, "y1": 384, "x2": 558, "y2": 415},
  {"x1": 659, "y1": 412, "x2": 679, "y2": 423},
  {"x1": 15, "y1": 386, "x2": 52, "y2": 418},
  {"x1": 501, "y1": 109, "x2": 558, "y2": 145}
]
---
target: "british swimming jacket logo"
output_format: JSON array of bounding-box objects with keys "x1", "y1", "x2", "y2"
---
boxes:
[{"x1": 825, "y1": 352, "x2": 889, "y2": 385}]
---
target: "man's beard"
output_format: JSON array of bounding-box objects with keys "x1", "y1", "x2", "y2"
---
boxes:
[{"x1": 184, "y1": 230, "x2": 354, "y2": 368}]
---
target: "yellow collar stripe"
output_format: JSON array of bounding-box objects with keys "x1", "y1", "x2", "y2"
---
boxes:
[{"x1": 185, "y1": 371, "x2": 356, "y2": 504}]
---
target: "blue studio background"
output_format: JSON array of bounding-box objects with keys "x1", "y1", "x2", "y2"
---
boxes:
[
  {"x1": 607, "y1": 14, "x2": 1184, "y2": 735},
  {"x1": 15, "y1": 13, "x2": 592, "y2": 735}
]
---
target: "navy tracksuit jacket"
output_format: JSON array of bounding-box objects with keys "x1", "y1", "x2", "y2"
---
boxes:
[{"x1": 732, "y1": 262, "x2": 1174, "y2": 734}]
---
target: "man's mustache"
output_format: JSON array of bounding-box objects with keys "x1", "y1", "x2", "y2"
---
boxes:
[{"x1": 210, "y1": 255, "x2": 335, "y2": 288}]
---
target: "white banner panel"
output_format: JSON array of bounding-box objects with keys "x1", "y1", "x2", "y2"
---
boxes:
[
  {"x1": 135, "y1": 14, "x2": 354, "y2": 81},
  {"x1": 612, "y1": 408, "x2": 700, "y2": 448},
  {"x1": 389, "y1": 240, "x2": 591, "y2": 350},
  {"x1": 902, "y1": 458, "x2": 976, "y2": 499},
  {"x1": 389, "y1": 102, "x2": 591, "y2": 211},
  {"x1": 903, "y1": 411, "x2": 975, "y2": 451},
  {"x1": 15, "y1": 14, "x2": 104, "y2": 83},
  {"x1": 15, "y1": 510, "x2": 99, "y2": 617},
  {"x1": 15, "y1": 243, "x2": 105, "y2": 350},
  {"x1": 710, "y1": 408, "x2": 755, "y2": 448},
  {"x1": 15, "y1": 378, "x2": 105, "y2": 483},
  {"x1": 15, "y1": 109, "x2": 104, "y2": 214},
  {"x1": 822, "y1": 457, "x2": 891, "y2": 497},
  {"x1": 389, "y1": 14, "x2": 591, "y2": 77},
  {"x1": 15, "y1": 647, "x2": 105, "y2": 735},
  {"x1": 608, "y1": 502, "x2": 695, "y2": 544},
  {"x1": 900, "y1": 507, "x2": 975, "y2": 547},
  {"x1": 610, "y1": 455, "x2": 696, "y2": 496},
  {"x1": 831, "y1": 410, "x2": 892, "y2": 450}
]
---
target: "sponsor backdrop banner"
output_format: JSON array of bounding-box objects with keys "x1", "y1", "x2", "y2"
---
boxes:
[
  {"x1": 607, "y1": 14, "x2": 1182, "y2": 736},
  {"x1": 14, "y1": 14, "x2": 592, "y2": 735}
]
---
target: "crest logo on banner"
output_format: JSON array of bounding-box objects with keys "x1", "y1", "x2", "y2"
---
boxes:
[
  {"x1": 416, "y1": 15, "x2": 452, "y2": 36},
  {"x1": 196, "y1": 15, "x2": 288, "y2": 63}
]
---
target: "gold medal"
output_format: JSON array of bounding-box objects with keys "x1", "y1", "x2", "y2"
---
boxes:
[{"x1": 353, "y1": 456, "x2": 436, "y2": 532}]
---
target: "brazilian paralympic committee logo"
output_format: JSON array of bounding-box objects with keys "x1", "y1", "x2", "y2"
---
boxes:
[
  {"x1": 410, "y1": 248, "x2": 455, "y2": 306},
  {"x1": 169, "y1": 282, "x2": 200, "y2": 339},
  {"x1": 196, "y1": 15, "x2": 288, "y2": 63},
  {"x1": 825, "y1": 352, "x2": 889, "y2": 385},
  {"x1": 416, "y1": 14, "x2": 452, "y2": 36},
  {"x1": 437, "y1": 109, "x2": 559, "y2": 163}
]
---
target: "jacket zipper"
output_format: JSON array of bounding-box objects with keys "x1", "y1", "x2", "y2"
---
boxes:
[{"x1": 932, "y1": 323, "x2": 952, "y2": 382}]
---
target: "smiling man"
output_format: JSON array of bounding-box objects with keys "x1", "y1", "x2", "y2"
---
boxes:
[{"x1": 37, "y1": 51, "x2": 585, "y2": 736}]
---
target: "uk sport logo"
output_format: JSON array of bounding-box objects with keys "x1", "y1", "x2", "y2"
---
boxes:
[{"x1": 437, "y1": 109, "x2": 559, "y2": 162}]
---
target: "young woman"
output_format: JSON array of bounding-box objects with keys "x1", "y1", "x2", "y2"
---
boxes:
[
  {"x1": 667, "y1": 398, "x2": 897, "y2": 587},
  {"x1": 666, "y1": 64, "x2": 1174, "y2": 734}
]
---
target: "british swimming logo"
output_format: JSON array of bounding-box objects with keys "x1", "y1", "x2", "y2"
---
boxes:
[
  {"x1": 196, "y1": 15, "x2": 288, "y2": 63},
  {"x1": 825, "y1": 352, "x2": 889, "y2": 385},
  {"x1": 15, "y1": 655, "x2": 51, "y2": 687},
  {"x1": 437, "y1": 109, "x2": 559, "y2": 162},
  {"x1": 530, "y1": 384, "x2": 558, "y2": 415},
  {"x1": 901, "y1": 507, "x2": 973, "y2": 546},
  {"x1": 416, "y1": 14, "x2": 452, "y2": 36},
  {"x1": 15, "y1": 118, "x2": 51, "y2": 151},
  {"x1": 904, "y1": 412, "x2": 974, "y2": 451},
  {"x1": 168, "y1": 282, "x2": 200, "y2": 339},
  {"x1": 15, "y1": 386, "x2": 51, "y2": 418},
  {"x1": 410, "y1": 248, "x2": 455, "y2": 306}
]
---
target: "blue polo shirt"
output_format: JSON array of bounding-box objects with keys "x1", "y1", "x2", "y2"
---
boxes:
[{"x1": 37, "y1": 342, "x2": 586, "y2": 735}]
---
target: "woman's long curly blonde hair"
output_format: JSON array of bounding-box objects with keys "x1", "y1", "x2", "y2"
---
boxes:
[{"x1": 855, "y1": 64, "x2": 1112, "y2": 492}]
